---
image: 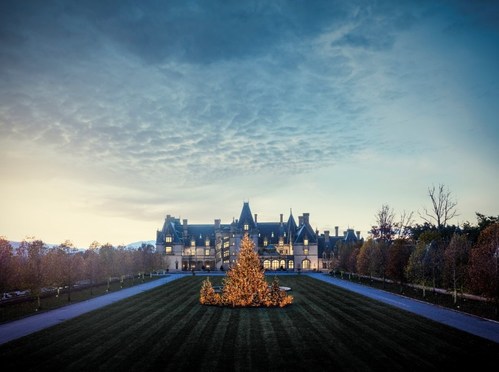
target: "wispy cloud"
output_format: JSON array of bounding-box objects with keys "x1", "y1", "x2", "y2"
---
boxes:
[{"x1": 1, "y1": 0, "x2": 498, "y2": 246}]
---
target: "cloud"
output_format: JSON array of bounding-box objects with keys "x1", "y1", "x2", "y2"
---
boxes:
[{"x1": 1, "y1": 0, "x2": 498, "y2": 245}]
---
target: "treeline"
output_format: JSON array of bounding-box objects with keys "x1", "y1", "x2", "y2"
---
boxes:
[
  {"x1": 329, "y1": 213, "x2": 499, "y2": 305},
  {"x1": 0, "y1": 239, "x2": 168, "y2": 309}
]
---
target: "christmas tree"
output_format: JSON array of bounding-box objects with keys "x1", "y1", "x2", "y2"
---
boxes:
[{"x1": 200, "y1": 233, "x2": 293, "y2": 307}]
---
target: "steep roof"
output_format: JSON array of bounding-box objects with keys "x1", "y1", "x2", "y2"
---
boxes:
[
  {"x1": 158, "y1": 217, "x2": 184, "y2": 244},
  {"x1": 257, "y1": 222, "x2": 282, "y2": 246},
  {"x1": 295, "y1": 223, "x2": 317, "y2": 244},
  {"x1": 237, "y1": 202, "x2": 256, "y2": 229},
  {"x1": 286, "y1": 212, "x2": 297, "y2": 244},
  {"x1": 186, "y1": 224, "x2": 216, "y2": 246}
]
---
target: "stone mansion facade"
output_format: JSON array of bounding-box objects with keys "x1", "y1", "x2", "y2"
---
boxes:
[{"x1": 155, "y1": 202, "x2": 363, "y2": 272}]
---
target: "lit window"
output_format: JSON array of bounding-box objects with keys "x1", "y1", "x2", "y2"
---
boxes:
[
  {"x1": 165, "y1": 236, "x2": 172, "y2": 243},
  {"x1": 279, "y1": 237, "x2": 283, "y2": 246},
  {"x1": 191, "y1": 240, "x2": 195, "y2": 247},
  {"x1": 165, "y1": 247, "x2": 172, "y2": 254},
  {"x1": 304, "y1": 236, "x2": 309, "y2": 246},
  {"x1": 244, "y1": 223, "x2": 249, "y2": 231},
  {"x1": 288, "y1": 261, "x2": 294, "y2": 269},
  {"x1": 304, "y1": 248, "x2": 309, "y2": 255},
  {"x1": 205, "y1": 249, "x2": 210, "y2": 256},
  {"x1": 264, "y1": 238, "x2": 268, "y2": 247},
  {"x1": 205, "y1": 239, "x2": 210, "y2": 247},
  {"x1": 271, "y1": 232, "x2": 274, "y2": 238}
]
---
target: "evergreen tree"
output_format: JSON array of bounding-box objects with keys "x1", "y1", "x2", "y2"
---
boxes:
[{"x1": 200, "y1": 234, "x2": 293, "y2": 307}]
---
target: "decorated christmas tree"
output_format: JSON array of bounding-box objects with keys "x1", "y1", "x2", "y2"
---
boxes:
[{"x1": 200, "y1": 233, "x2": 293, "y2": 307}]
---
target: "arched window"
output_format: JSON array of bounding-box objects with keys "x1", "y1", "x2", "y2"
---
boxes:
[
  {"x1": 302, "y1": 259, "x2": 311, "y2": 269},
  {"x1": 263, "y1": 260, "x2": 271, "y2": 269},
  {"x1": 271, "y1": 260, "x2": 279, "y2": 270}
]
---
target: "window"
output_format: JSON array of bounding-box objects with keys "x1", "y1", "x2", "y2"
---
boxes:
[
  {"x1": 304, "y1": 248, "x2": 309, "y2": 255},
  {"x1": 191, "y1": 240, "x2": 195, "y2": 247},
  {"x1": 288, "y1": 260, "x2": 294, "y2": 269},
  {"x1": 279, "y1": 237, "x2": 283, "y2": 246},
  {"x1": 165, "y1": 236, "x2": 172, "y2": 243},
  {"x1": 263, "y1": 260, "x2": 271, "y2": 269},
  {"x1": 271, "y1": 260, "x2": 279, "y2": 270},
  {"x1": 205, "y1": 239, "x2": 210, "y2": 247},
  {"x1": 304, "y1": 236, "x2": 309, "y2": 246},
  {"x1": 165, "y1": 246, "x2": 172, "y2": 254},
  {"x1": 302, "y1": 259, "x2": 311, "y2": 269},
  {"x1": 244, "y1": 223, "x2": 249, "y2": 231},
  {"x1": 264, "y1": 238, "x2": 268, "y2": 247},
  {"x1": 205, "y1": 249, "x2": 210, "y2": 256}
]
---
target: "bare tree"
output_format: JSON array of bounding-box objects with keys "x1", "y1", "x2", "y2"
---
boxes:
[
  {"x1": 371, "y1": 204, "x2": 396, "y2": 242},
  {"x1": 395, "y1": 210, "x2": 415, "y2": 240},
  {"x1": 420, "y1": 184, "x2": 458, "y2": 228}
]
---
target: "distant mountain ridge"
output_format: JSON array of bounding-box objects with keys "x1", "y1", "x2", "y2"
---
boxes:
[{"x1": 125, "y1": 240, "x2": 156, "y2": 249}]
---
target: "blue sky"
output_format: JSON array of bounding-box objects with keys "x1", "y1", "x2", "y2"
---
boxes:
[{"x1": 1, "y1": 0, "x2": 498, "y2": 248}]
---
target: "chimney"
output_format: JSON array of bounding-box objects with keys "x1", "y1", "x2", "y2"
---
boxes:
[
  {"x1": 280, "y1": 213, "x2": 283, "y2": 224},
  {"x1": 335, "y1": 226, "x2": 339, "y2": 237},
  {"x1": 254, "y1": 214, "x2": 258, "y2": 224},
  {"x1": 303, "y1": 213, "x2": 310, "y2": 225},
  {"x1": 356, "y1": 231, "x2": 361, "y2": 240},
  {"x1": 325, "y1": 230, "x2": 330, "y2": 240},
  {"x1": 214, "y1": 219, "x2": 221, "y2": 229}
]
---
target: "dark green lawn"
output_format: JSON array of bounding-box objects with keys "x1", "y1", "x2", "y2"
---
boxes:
[{"x1": 1, "y1": 275, "x2": 498, "y2": 371}]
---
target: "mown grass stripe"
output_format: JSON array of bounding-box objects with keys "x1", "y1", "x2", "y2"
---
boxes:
[
  {"x1": 1, "y1": 275, "x2": 499, "y2": 371},
  {"x1": 299, "y1": 276, "x2": 433, "y2": 369}
]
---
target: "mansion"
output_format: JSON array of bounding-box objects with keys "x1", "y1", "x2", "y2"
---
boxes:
[{"x1": 155, "y1": 202, "x2": 363, "y2": 272}]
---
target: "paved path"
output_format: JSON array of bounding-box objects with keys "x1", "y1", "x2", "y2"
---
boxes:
[
  {"x1": 306, "y1": 273, "x2": 499, "y2": 344},
  {"x1": 0, "y1": 274, "x2": 183, "y2": 346},
  {"x1": 1, "y1": 272, "x2": 498, "y2": 346}
]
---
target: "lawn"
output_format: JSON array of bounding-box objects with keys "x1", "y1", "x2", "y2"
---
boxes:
[
  {"x1": 0, "y1": 276, "x2": 160, "y2": 324},
  {"x1": 0, "y1": 275, "x2": 498, "y2": 371}
]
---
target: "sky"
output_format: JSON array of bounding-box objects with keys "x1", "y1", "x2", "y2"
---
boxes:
[{"x1": 1, "y1": 0, "x2": 498, "y2": 248}]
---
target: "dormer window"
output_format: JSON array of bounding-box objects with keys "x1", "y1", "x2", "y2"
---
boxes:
[
  {"x1": 191, "y1": 239, "x2": 195, "y2": 247},
  {"x1": 205, "y1": 239, "x2": 210, "y2": 247},
  {"x1": 244, "y1": 223, "x2": 249, "y2": 231},
  {"x1": 165, "y1": 236, "x2": 172, "y2": 243},
  {"x1": 304, "y1": 236, "x2": 309, "y2": 246},
  {"x1": 271, "y1": 232, "x2": 274, "y2": 238},
  {"x1": 264, "y1": 237, "x2": 268, "y2": 247},
  {"x1": 279, "y1": 237, "x2": 284, "y2": 246}
]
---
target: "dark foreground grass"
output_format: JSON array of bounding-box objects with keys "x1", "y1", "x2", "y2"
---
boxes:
[{"x1": 0, "y1": 275, "x2": 498, "y2": 371}]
